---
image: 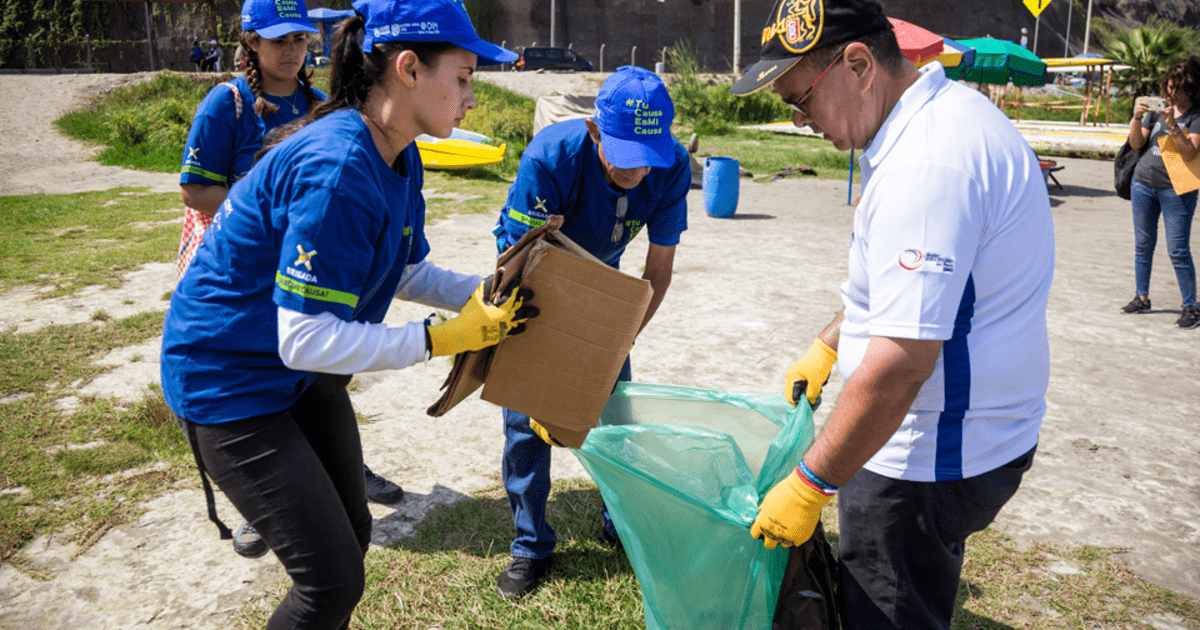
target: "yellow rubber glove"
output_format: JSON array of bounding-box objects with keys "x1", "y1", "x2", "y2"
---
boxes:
[
  {"x1": 784, "y1": 339, "x2": 838, "y2": 406},
  {"x1": 529, "y1": 419, "x2": 565, "y2": 447},
  {"x1": 750, "y1": 466, "x2": 833, "y2": 549},
  {"x1": 426, "y1": 283, "x2": 534, "y2": 357}
]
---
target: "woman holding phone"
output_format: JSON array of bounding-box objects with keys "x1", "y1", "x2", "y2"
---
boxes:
[{"x1": 1123, "y1": 57, "x2": 1200, "y2": 329}]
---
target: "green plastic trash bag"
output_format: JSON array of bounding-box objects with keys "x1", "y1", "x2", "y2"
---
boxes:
[{"x1": 573, "y1": 382, "x2": 816, "y2": 630}]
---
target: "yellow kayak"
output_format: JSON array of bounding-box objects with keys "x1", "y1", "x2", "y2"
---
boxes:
[{"x1": 416, "y1": 129, "x2": 506, "y2": 169}]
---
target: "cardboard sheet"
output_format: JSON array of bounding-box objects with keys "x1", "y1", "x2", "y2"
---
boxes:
[
  {"x1": 428, "y1": 217, "x2": 653, "y2": 447},
  {"x1": 1159, "y1": 134, "x2": 1200, "y2": 195}
]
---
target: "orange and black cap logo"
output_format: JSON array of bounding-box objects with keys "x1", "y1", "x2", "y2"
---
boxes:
[{"x1": 761, "y1": 0, "x2": 824, "y2": 55}]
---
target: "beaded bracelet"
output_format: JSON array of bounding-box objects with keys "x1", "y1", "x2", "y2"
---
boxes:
[{"x1": 797, "y1": 460, "x2": 838, "y2": 495}]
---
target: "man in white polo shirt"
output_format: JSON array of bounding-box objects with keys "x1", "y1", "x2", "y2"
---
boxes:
[{"x1": 731, "y1": 0, "x2": 1055, "y2": 628}]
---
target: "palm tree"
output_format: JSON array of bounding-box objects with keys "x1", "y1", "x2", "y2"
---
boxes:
[{"x1": 1105, "y1": 25, "x2": 1188, "y2": 96}]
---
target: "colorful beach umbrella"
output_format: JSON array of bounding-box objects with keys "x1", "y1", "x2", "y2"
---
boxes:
[
  {"x1": 889, "y1": 18, "x2": 944, "y2": 66},
  {"x1": 947, "y1": 37, "x2": 1047, "y2": 86},
  {"x1": 934, "y1": 37, "x2": 975, "y2": 70}
]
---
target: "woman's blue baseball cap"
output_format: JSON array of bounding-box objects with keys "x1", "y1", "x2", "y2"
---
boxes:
[
  {"x1": 241, "y1": 0, "x2": 319, "y2": 39},
  {"x1": 594, "y1": 66, "x2": 676, "y2": 169},
  {"x1": 352, "y1": 0, "x2": 518, "y2": 66}
]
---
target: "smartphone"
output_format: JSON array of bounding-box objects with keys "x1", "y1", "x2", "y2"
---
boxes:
[{"x1": 1136, "y1": 96, "x2": 1168, "y2": 111}]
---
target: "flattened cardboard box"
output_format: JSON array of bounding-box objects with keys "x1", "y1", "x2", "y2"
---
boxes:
[
  {"x1": 483, "y1": 244, "x2": 651, "y2": 446},
  {"x1": 428, "y1": 219, "x2": 652, "y2": 448}
]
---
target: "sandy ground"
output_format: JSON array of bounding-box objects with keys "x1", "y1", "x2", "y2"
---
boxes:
[{"x1": 0, "y1": 72, "x2": 1198, "y2": 630}]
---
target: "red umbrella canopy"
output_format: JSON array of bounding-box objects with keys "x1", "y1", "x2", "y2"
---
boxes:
[{"x1": 889, "y1": 17, "x2": 944, "y2": 65}]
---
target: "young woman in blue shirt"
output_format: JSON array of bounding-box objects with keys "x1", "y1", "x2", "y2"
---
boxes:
[{"x1": 162, "y1": 1, "x2": 527, "y2": 626}]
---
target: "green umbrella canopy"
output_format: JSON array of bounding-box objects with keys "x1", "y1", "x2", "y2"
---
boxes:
[{"x1": 948, "y1": 38, "x2": 1047, "y2": 86}]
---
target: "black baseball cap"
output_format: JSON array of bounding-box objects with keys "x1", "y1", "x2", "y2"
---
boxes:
[{"x1": 730, "y1": 0, "x2": 891, "y2": 95}]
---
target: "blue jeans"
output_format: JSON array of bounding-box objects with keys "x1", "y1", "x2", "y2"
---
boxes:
[
  {"x1": 1131, "y1": 181, "x2": 1198, "y2": 307},
  {"x1": 837, "y1": 447, "x2": 1036, "y2": 630},
  {"x1": 501, "y1": 356, "x2": 631, "y2": 559}
]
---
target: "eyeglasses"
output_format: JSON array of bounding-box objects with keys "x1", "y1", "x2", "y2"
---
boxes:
[
  {"x1": 611, "y1": 194, "x2": 628, "y2": 243},
  {"x1": 788, "y1": 49, "x2": 845, "y2": 119}
]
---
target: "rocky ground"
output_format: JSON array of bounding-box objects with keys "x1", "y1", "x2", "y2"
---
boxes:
[{"x1": 0, "y1": 72, "x2": 1196, "y2": 630}]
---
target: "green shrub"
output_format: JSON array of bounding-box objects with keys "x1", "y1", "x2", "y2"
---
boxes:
[
  {"x1": 667, "y1": 40, "x2": 791, "y2": 135},
  {"x1": 56, "y1": 69, "x2": 537, "y2": 177},
  {"x1": 108, "y1": 110, "x2": 148, "y2": 146},
  {"x1": 145, "y1": 99, "x2": 194, "y2": 148},
  {"x1": 55, "y1": 71, "x2": 222, "y2": 172},
  {"x1": 460, "y1": 79, "x2": 536, "y2": 175}
]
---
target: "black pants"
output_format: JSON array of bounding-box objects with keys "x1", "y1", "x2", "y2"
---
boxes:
[
  {"x1": 179, "y1": 374, "x2": 372, "y2": 630},
  {"x1": 837, "y1": 446, "x2": 1036, "y2": 630}
]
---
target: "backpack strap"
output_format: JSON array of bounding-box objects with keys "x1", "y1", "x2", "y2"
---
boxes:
[
  {"x1": 184, "y1": 420, "x2": 233, "y2": 540},
  {"x1": 220, "y1": 81, "x2": 242, "y2": 121}
]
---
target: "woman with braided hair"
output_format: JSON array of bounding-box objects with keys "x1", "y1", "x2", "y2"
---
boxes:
[
  {"x1": 162, "y1": 1, "x2": 525, "y2": 625},
  {"x1": 179, "y1": 0, "x2": 319, "y2": 226},
  {"x1": 177, "y1": 0, "x2": 405, "y2": 562},
  {"x1": 238, "y1": 21, "x2": 322, "y2": 139}
]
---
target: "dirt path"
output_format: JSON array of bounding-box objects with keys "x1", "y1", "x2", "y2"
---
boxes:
[
  {"x1": 0, "y1": 73, "x2": 1197, "y2": 629},
  {"x1": 0, "y1": 73, "x2": 179, "y2": 197}
]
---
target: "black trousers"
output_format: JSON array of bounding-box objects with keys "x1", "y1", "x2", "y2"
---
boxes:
[
  {"x1": 837, "y1": 446, "x2": 1036, "y2": 630},
  {"x1": 179, "y1": 374, "x2": 372, "y2": 630}
]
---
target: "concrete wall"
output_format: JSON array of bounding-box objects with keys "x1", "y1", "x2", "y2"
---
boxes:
[{"x1": 484, "y1": 0, "x2": 776, "y2": 73}]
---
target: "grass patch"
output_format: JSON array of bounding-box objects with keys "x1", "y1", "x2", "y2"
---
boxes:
[
  {"x1": 955, "y1": 529, "x2": 1200, "y2": 629},
  {"x1": 998, "y1": 91, "x2": 1136, "y2": 124},
  {"x1": 54, "y1": 67, "x2": 535, "y2": 181},
  {"x1": 422, "y1": 170, "x2": 512, "y2": 222},
  {"x1": 234, "y1": 486, "x2": 1198, "y2": 630},
  {"x1": 236, "y1": 478, "x2": 643, "y2": 629},
  {"x1": 460, "y1": 79, "x2": 537, "y2": 178},
  {"x1": 0, "y1": 312, "x2": 192, "y2": 560},
  {"x1": 55, "y1": 71, "x2": 232, "y2": 173},
  {"x1": 0, "y1": 187, "x2": 182, "y2": 297}
]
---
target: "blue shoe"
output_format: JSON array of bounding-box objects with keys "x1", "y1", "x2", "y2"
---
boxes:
[
  {"x1": 364, "y1": 466, "x2": 404, "y2": 504},
  {"x1": 232, "y1": 519, "x2": 268, "y2": 559}
]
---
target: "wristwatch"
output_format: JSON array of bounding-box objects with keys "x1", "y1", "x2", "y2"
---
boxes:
[{"x1": 1170, "y1": 122, "x2": 1182, "y2": 133}]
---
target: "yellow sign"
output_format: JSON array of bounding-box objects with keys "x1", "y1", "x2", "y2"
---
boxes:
[{"x1": 1023, "y1": 0, "x2": 1054, "y2": 18}]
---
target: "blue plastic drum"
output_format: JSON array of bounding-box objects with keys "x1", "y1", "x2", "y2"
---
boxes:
[{"x1": 703, "y1": 156, "x2": 740, "y2": 218}]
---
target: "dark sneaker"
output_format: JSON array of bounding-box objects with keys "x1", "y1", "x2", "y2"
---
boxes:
[
  {"x1": 496, "y1": 555, "x2": 553, "y2": 599},
  {"x1": 1121, "y1": 296, "x2": 1151, "y2": 314},
  {"x1": 1176, "y1": 308, "x2": 1200, "y2": 329},
  {"x1": 598, "y1": 527, "x2": 622, "y2": 549},
  {"x1": 364, "y1": 466, "x2": 404, "y2": 504},
  {"x1": 232, "y1": 519, "x2": 268, "y2": 559}
]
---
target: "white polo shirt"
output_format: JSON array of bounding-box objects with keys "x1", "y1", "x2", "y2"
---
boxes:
[{"x1": 838, "y1": 63, "x2": 1056, "y2": 482}]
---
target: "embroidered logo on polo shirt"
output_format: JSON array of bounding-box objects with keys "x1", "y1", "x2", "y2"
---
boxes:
[
  {"x1": 899, "y1": 249, "x2": 924, "y2": 270},
  {"x1": 899, "y1": 248, "x2": 954, "y2": 273}
]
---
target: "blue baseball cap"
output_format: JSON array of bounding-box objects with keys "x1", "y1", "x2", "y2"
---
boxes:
[
  {"x1": 594, "y1": 66, "x2": 676, "y2": 169},
  {"x1": 352, "y1": 0, "x2": 517, "y2": 66},
  {"x1": 241, "y1": 0, "x2": 319, "y2": 39}
]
